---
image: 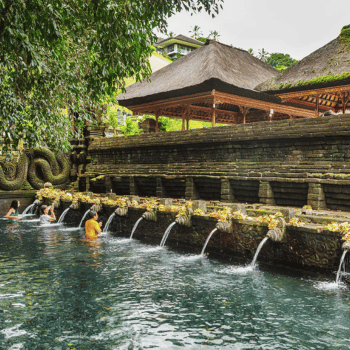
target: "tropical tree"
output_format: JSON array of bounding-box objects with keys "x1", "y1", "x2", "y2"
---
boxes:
[
  {"x1": 0, "y1": 0, "x2": 223, "y2": 154},
  {"x1": 209, "y1": 30, "x2": 220, "y2": 40},
  {"x1": 190, "y1": 25, "x2": 203, "y2": 39},
  {"x1": 257, "y1": 48, "x2": 269, "y2": 62}
]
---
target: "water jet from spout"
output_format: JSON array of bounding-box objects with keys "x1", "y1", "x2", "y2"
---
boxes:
[
  {"x1": 160, "y1": 222, "x2": 177, "y2": 247},
  {"x1": 200, "y1": 228, "x2": 218, "y2": 256},
  {"x1": 79, "y1": 209, "x2": 91, "y2": 228},
  {"x1": 130, "y1": 217, "x2": 143, "y2": 239},
  {"x1": 58, "y1": 208, "x2": 70, "y2": 223}
]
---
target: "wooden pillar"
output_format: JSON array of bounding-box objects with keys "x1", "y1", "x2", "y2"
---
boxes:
[
  {"x1": 186, "y1": 116, "x2": 189, "y2": 130},
  {"x1": 269, "y1": 109, "x2": 274, "y2": 122},
  {"x1": 314, "y1": 95, "x2": 319, "y2": 118},
  {"x1": 182, "y1": 108, "x2": 187, "y2": 131},
  {"x1": 341, "y1": 92, "x2": 349, "y2": 114},
  {"x1": 212, "y1": 107, "x2": 216, "y2": 127},
  {"x1": 155, "y1": 112, "x2": 159, "y2": 133},
  {"x1": 239, "y1": 106, "x2": 250, "y2": 124}
]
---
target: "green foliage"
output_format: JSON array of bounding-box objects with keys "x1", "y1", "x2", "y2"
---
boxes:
[
  {"x1": 265, "y1": 53, "x2": 298, "y2": 68},
  {"x1": 197, "y1": 37, "x2": 208, "y2": 43},
  {"x1": 277, "y1": 72, "x2": 350, "y2": 90},
  {"x1": 294, "y1": 72, "x2": 350, "y2": 88},
  {"x1": 119, "y1": 118, "x2": 142, "y2": 136},
  {"x1": 275, "y1": 65, "x2": 288, "y2": 71},
  {"x1": 142, "y1": 115, "x2": 214, "y2": 131},
  {"x1": 250, "y1": 49, "x2": 297, "y2": 69},
  {"x1": 278, "y1": 83, "x2": 284, "y2": 89},
  {"x1": 248, "y1": 48, "x2": 255, "y2": 56},
  {"x1": 0, "y1": 0, "x2": 223, "y2": 154},
  {"x1": 340, "y1": 25, "x2": 350, "y2": 43}
]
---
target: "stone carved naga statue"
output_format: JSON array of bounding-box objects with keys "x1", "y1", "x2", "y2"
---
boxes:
[{"x1": 0, "y1": 148, "x2": 70, "y2": 191}]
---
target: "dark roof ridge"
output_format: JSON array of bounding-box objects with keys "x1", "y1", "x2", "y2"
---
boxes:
[{"x1": 204, "y1": 38, "x2": 248, "y2": 53}]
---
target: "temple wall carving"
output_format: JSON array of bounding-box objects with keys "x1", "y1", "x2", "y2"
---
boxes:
[{"x1": 0, "y1": 148, "x2": 70, "y2": 191}]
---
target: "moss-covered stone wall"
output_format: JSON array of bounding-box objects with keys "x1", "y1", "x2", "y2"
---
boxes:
[
  {"x1": 85, "y1": 114, "x2": 350, "y2": 210},
  {"x1": 60, "y1": 206, "x2": 343, "y2": 272}
]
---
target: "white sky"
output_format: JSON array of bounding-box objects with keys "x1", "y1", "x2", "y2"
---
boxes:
[{"x1": 158, "y1": 0, "x2": 350, "y2": 60}]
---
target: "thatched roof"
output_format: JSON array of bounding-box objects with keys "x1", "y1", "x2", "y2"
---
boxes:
[
  {"x1": 118, "y1": 40, "x2": 279, "y2": 107},
  {"x1": 256, "y1": 25, "x2": 350, "y2": 93}
]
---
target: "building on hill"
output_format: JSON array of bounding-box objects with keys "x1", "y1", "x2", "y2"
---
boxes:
[
  {"x1": 155, "y1": 34, "x2": 204, "y2": 59},
  {"x1": 256, "y1": 25, "x2": 350, "y2": 116}
]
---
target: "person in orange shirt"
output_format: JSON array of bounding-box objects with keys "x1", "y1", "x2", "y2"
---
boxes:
[{"x1": 85, "y1": 211, "x2": 102, "y2": 240}]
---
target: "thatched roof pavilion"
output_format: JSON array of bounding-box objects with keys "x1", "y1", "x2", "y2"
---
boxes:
[
  {"x1": 118, "y1": 40, "x2": 314, "y2": 131},
  {"x1": 256, "y1": 25, "x2": 350, "y2": 116}
]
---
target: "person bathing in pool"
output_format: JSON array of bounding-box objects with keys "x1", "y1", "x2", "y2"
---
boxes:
[
  {"x1": 39, "y1": 205, "x2": 56, "y2": 225},
  {"x1": 5, "y1": 200, "x2": 21, "y2": 221},
  {"x1": 85, "y1": 211, "x2": 103, "y2": 240}
]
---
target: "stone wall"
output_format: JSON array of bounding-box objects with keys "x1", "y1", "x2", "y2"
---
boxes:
[
  {"x1": 58, "y1": 206, "x2": 344, "y2": 272},
  {"x1": 0, "y1": 191, "x2": 36, "y2": 214},
  {"x1": 84, "y1": 114, "x2": 350, "y2": 210}
]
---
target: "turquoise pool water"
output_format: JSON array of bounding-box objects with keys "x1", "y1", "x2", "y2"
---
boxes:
[{"x1": 0, "y1": 218, "x2": 350, "y2": 349}]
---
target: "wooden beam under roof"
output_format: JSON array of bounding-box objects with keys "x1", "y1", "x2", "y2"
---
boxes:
[
  {"x1": 131, "y1": 90, "x2": 315, "y2": 120},
  {"x1": 278, "y1": 84, "x2": 350, "y2": 100},
  {"x1": 213, "y1": 91, "x2": 314, "y2": 118},
  {"x1": 284, "y1": 98, "x2": 336, "y2": 112}
]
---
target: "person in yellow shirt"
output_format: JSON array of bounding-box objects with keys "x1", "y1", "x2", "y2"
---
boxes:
[{"x1": 85, "y1": 211, "x2": 102, "y2": 240}]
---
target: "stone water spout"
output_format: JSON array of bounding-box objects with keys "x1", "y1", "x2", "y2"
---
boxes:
[
  {"x1": 115, "y1": 207, "x2": 128, "y2": 217},
  {"x1": 175, "y1": 207, "x2": 193, "y2": 227},
  {"x1": 342, "y1": 241, "x2": 350, "y2": 251},
  {"x1": 34, "y1": 199, "x2": 43, "y2": 207},
  {"x1": 90, "y1": 203, "x2": 102, "y2": 213},
  {"x1": 142, "y1": 210, "x2": 157, "y2": 222},
  {"x1": 69, "y1": 202, "x2": 80, "y2": 210},
  {"x1": 215, "y1": 214, "x2": 233, "y2": 234},
  {"x1": 266, "y1": 218, "x2": 286, "y2": 242}
]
